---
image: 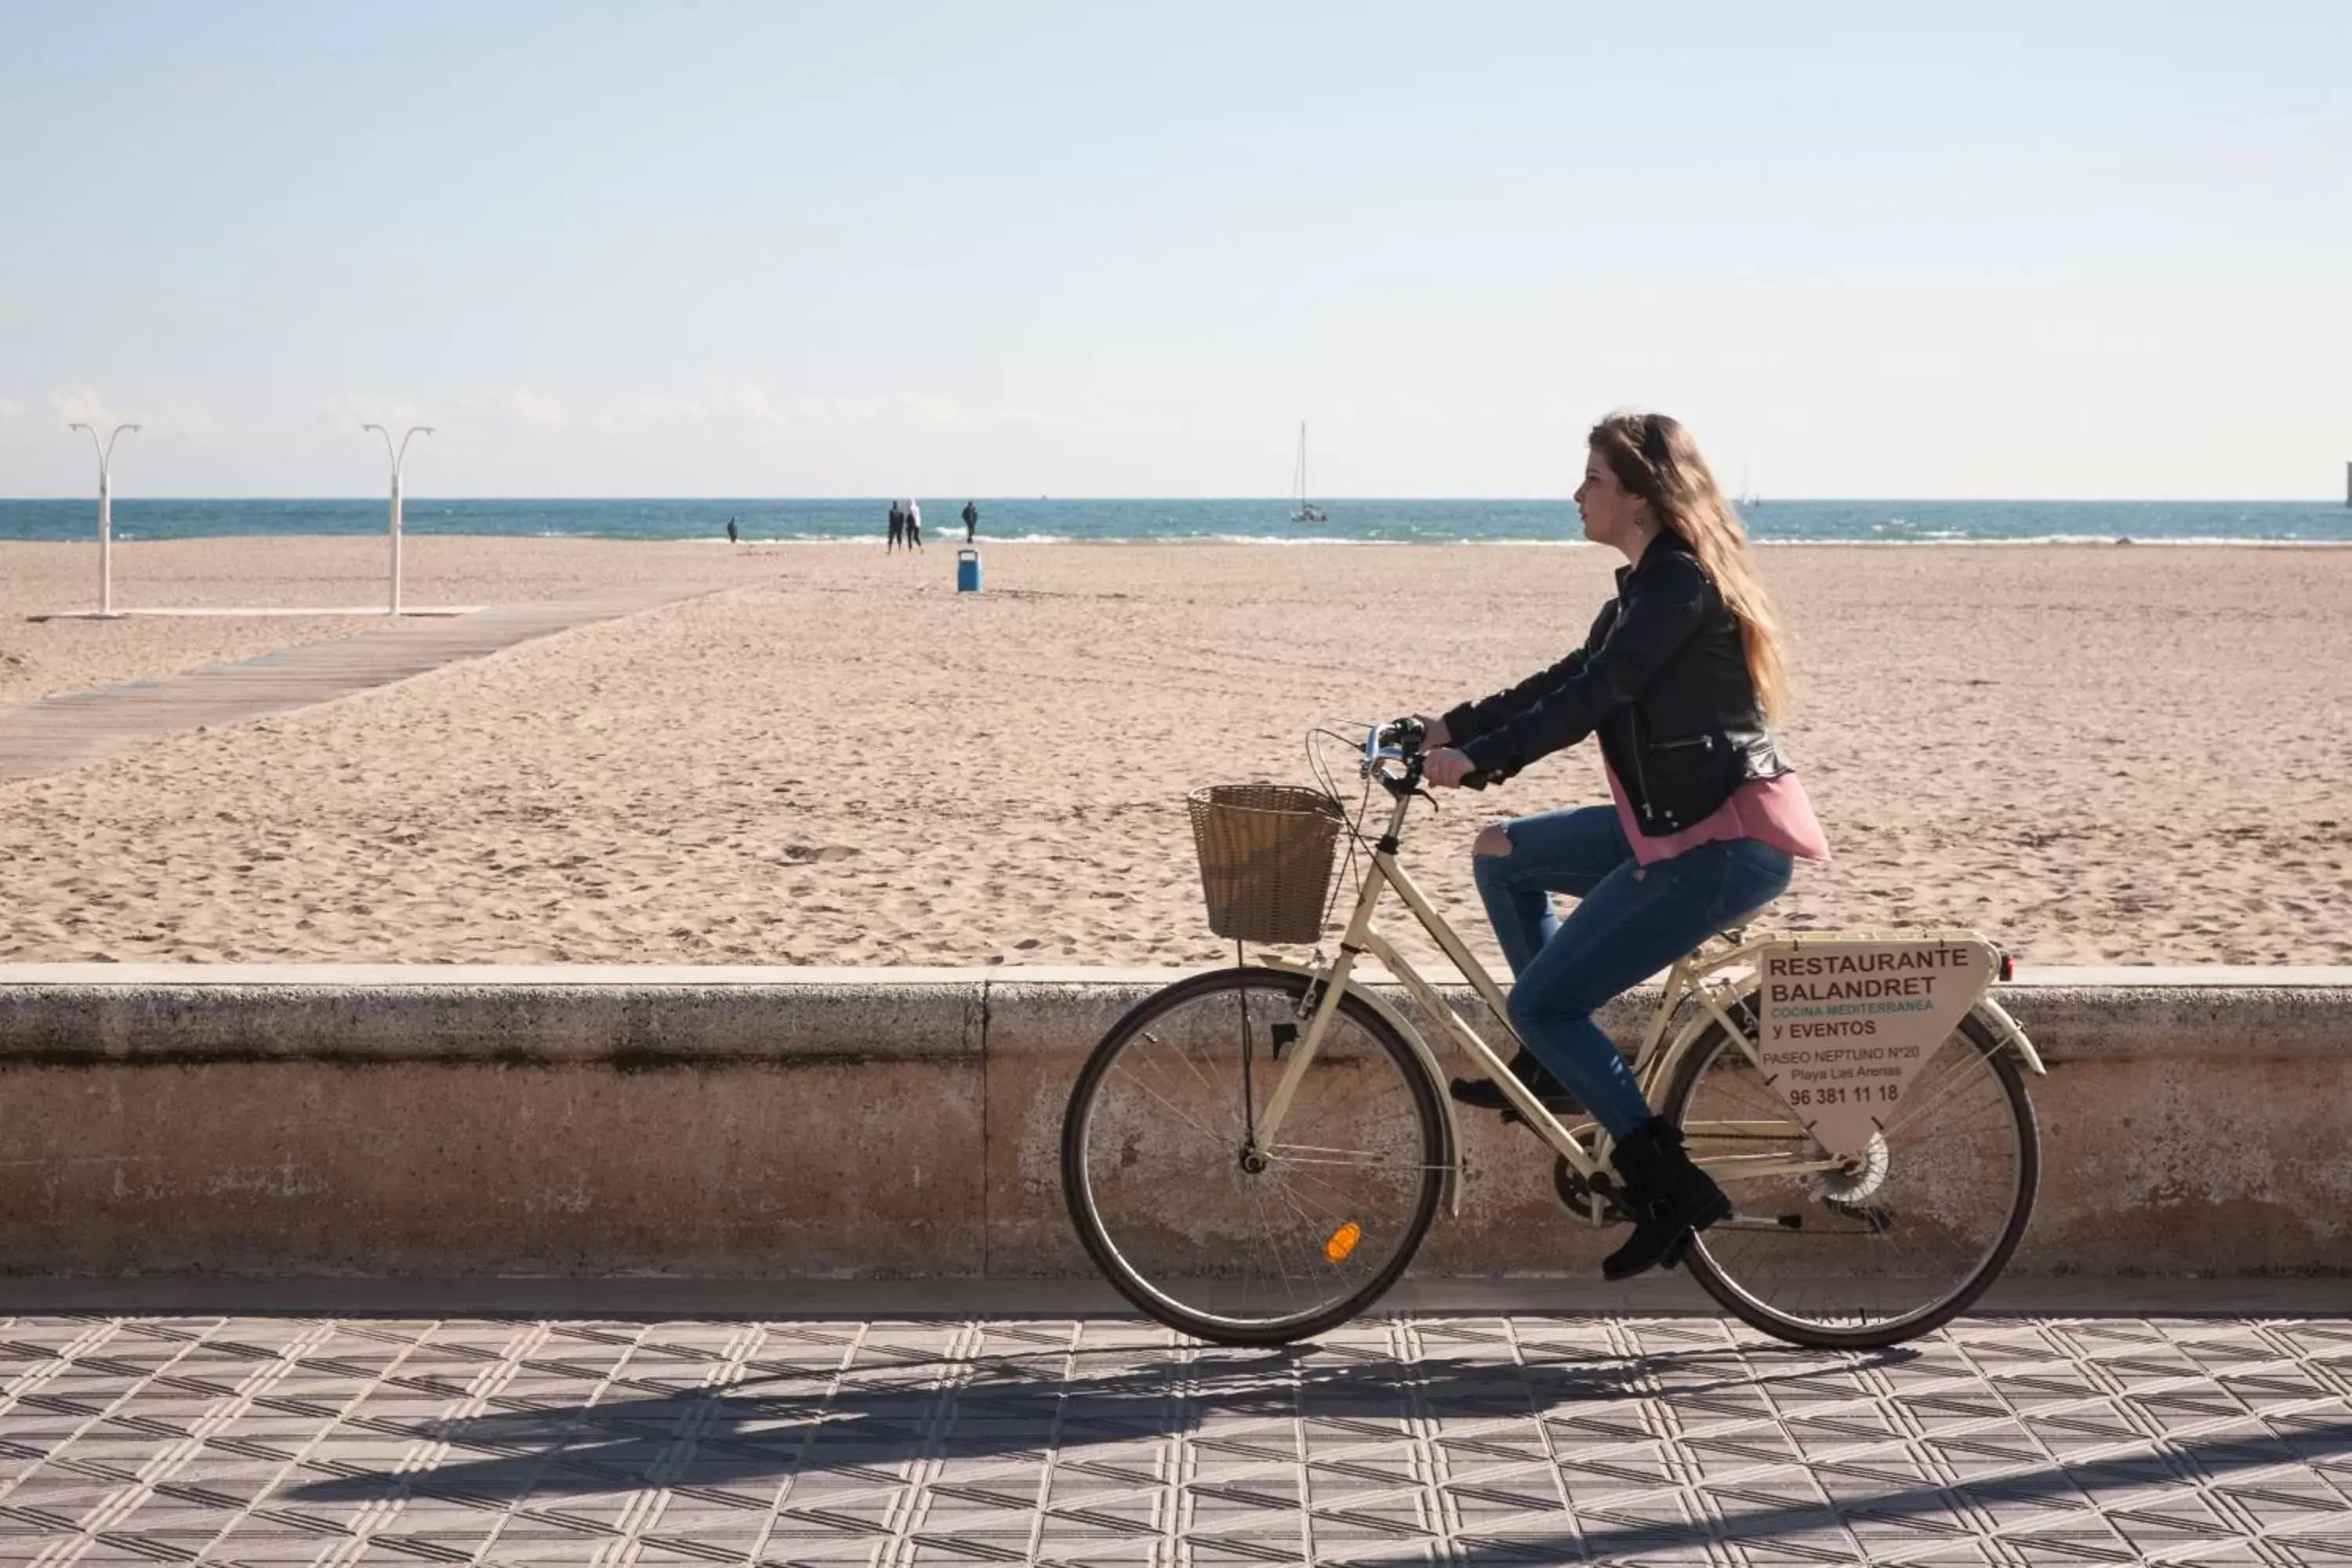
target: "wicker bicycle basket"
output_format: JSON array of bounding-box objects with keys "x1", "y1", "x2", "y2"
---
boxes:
[{"x1": 1185, "y1": 784, "x2": 1347, "y2": 945}]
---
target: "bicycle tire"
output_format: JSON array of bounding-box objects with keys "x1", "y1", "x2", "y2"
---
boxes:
[
  {"x1": 1061, "y1": 966, "x2": 1449, "y2": 1347},
  {"x1": 1664, "y1": 1004, "x2": 2039, "y2": 1350}
]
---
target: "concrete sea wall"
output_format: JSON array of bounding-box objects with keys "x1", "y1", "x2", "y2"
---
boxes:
[{"x1": 1, "y1": 965, "x2": 2347, "y2": 1281}]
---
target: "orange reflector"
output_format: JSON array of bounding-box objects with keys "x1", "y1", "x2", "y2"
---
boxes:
[{"x1": 1323, "y1": 1221, "x2": 1363, "y2": 1264}]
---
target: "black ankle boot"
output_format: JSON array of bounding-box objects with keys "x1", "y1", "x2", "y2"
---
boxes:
[
  {"x1": 1449, "y1": 1051, "x2": 1584, "y2": 1118},
  {"x1": 1601, "y1": 1118, "x2": 1733, "y2": 1282}
]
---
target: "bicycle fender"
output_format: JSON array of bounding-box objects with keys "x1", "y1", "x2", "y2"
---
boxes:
[
  {"x1": 1973, "y1": 996, "x2": 2048, "y2": 1076},
  {"x1": 1257, "y1": 957, "x2": 1466, "y2": 1218}
]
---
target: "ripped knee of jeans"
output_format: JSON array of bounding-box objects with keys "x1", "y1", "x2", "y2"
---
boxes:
[{"x1": 1473, "y1": 823, "x2": 1513, "y2": 858}]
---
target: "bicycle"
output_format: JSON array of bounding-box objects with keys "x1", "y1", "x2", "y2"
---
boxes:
[{"x1": 1061, "y1": 717, "x2": 2045, "y2": 1350}]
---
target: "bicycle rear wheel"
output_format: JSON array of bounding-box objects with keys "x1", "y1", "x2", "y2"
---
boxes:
[
  {"x1": 1062, "y1": 967, "x2": 1447, "y2": 1346},
  {"x1": 1664, "y1": 1004, "x2": 2038, "y2": 1349}
]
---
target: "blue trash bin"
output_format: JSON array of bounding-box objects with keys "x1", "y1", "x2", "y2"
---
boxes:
[{"x1": 956, "y1": 549, "x2": 982, "y2": 593}]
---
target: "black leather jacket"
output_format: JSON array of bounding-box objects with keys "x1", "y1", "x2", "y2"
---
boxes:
[{"x1": 1443, "y1": 532, "x2": 1793, "y2": 837}]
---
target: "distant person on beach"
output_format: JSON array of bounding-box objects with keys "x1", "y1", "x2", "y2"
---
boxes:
[
  {"x1": 887, "y1": 503, "x2": 904, "y2": 552},
  {"x1": 725, "y1": 515, "x2": 739, "y2": 545},
  {"x1": 905, "y1": 499, "x2": 923, "y2": 550},
  {"x1": 1413, "y1": 410, "x2": 1828, "y2": 1284},
  {"x1": 962, "y1": 499, "x2": 978, "y2": 542}
]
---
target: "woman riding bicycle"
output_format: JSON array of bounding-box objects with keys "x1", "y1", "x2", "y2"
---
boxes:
[{"x1": 1416, "y1": 411, "x2": 1829, "y2": 1282}]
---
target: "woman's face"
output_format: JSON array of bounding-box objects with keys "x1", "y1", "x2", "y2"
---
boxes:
[{"x1": 1573, "y1": 445, "x2": 1647, "y2": 551}]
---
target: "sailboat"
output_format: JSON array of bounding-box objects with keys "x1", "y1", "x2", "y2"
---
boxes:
[
  {"x1": 1735, "y1": 458, "x2": 1761, "y2": 510},
  {"x1": 1290, "y1": 421, "x2": 1328, "y2": 524}
]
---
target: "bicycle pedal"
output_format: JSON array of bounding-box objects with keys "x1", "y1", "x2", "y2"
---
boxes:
[{"x1": 1551, "y1": 1157, "x2": 1635, "y2": 1225}]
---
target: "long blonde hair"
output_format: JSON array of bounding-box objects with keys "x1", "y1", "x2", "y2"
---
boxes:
[{"x1": 1588, "y1": 411, "x2": 1790, "y2": 721}]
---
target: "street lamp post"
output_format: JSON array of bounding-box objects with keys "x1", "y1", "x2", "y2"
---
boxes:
[
  {"x1": 68, "y1": 422, "x2": 141, "y2": 617},
  {"x1": 361, "y1": 423, "x2": 434, "y2": 615}
]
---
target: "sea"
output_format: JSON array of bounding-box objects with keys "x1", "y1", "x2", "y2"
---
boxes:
[{"x1": 1, "y1": 497, "x2": 2347, "y2": 547}]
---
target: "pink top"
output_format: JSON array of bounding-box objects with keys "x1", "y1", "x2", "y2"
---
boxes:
[{"x1": 1606, "y1": 763, "x2": 1831, "y2": 867}]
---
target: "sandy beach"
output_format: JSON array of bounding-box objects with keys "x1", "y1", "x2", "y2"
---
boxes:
[{"x1": 1, "y1": 534, "x2": 2345, "y2": 968}]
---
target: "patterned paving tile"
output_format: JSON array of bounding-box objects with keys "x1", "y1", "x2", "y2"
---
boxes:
[{"x1": 2, "y1": 1315, "x2": 2350, "y2": 1563}]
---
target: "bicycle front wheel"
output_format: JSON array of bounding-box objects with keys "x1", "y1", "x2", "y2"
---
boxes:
[
  {"x1": 1664, "y1": 1004, "x2": 2038, "y2": 1349},
  {"x1": 1062, "y1": 967, "x2": 1447, "y2": 1346}
]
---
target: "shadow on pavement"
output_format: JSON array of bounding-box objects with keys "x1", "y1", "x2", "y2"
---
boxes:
[
  {"x1": 1444, "y1": 1414, "x2": 2352, "y2": 1564},
  {"x1": 288, "y1": 1341, "x2": 1900, "y2": 1504},
  {"x1": 282, "y1": 1340, "x2": 2352, "y2": 1559}
]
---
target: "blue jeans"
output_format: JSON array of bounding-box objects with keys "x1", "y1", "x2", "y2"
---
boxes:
[{"x1": 1473, "y1": 805, "x2": 1795, "y2": 1138}]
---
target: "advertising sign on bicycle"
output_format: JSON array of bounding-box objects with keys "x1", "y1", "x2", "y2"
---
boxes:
[{"x1": 1753, "y1": 937, "x2": 1997, "y2": 1158}]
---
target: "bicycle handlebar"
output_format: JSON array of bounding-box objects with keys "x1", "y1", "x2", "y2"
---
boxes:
[{"x1": 1363, "y1": 717, "x2": 1493, "y2": 795}]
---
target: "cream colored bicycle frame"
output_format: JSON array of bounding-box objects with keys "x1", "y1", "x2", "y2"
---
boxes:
[{"x1": 1247, "y1": 786, "x2": 2046, "y2": 1223}]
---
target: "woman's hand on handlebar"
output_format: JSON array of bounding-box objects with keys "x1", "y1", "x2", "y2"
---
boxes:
[
  {"x1": 1422, "y1": 746, "x2": 1477, "y2": 788},
  {"x1": 1411, "y1": 713, "x2": 1451, "y2": 751}
]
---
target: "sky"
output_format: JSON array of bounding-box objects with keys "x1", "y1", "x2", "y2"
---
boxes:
[{"x1": 2, "y1": 2, "x2": 2347, "y2": 501}]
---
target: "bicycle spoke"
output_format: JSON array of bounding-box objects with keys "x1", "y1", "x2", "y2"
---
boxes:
[
  {"x1": 1875, "y1": 1049, "x2": 2007, "y2": 1142},
  {"x1": 1100, "y1": 1058, "x2": 1236, "y2": 1152},
  {"x1": 1245, "y1": 1179, "x2": 1303, "y2": 1312},
  {"x1": 1260, "y1": 1179, "x2": 1385, "y2": 1294},
  {"x1": 1147, "y1": 1025, "x2": 1243, "y2": 1118},
  {"x1": 1274, "y1": 1154, "x2": 1422, "y2": 1212},
  {"x1": 1265, "y1": 1145, "x2": 1439, "y2": 1169}
]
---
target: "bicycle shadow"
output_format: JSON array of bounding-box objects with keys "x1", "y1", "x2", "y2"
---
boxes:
[
  {"x1": 1442, "y1": 1413, "x2": 2352, "y2": 1565},
  {"x1": 285, "y1": 1340, "x2": 1911, "y2": 1505}
]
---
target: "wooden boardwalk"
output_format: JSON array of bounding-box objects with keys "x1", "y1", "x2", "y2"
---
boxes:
[{"x1": 0, "y1": 586, "x2": 719, "y2": 782}]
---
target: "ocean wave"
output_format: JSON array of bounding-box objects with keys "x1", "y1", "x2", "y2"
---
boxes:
[
  {"x1": 1457, "y1": 537, "x2": 1595, "y2": 548},
  {"x1": 1200, "y1": 533, "x2": 1382, "y2": 546}
]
